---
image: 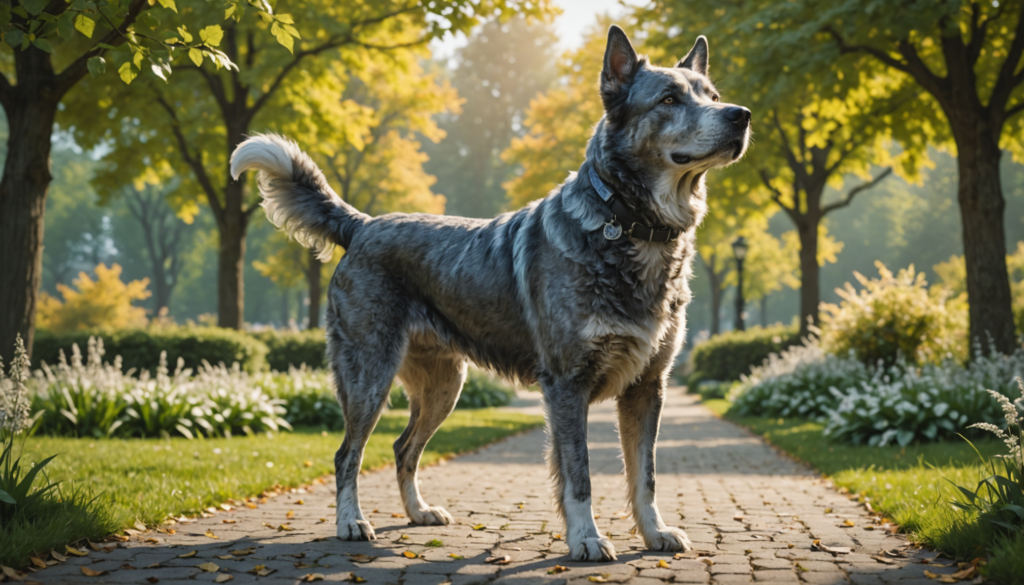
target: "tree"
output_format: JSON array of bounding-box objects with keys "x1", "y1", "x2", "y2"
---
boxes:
[
  {"x1": 121, "y1": 182, "x2": 192, "y2": 315},
  {"x1": 425, "y1": 15, "x2": 557, "y2": 217},
  {"x1": 729, "y1": 0, "x2": 1024, "y2": 353},
  {"x1": 502, "y1": 19, "x2": 608, "y2": 208},
  {"x1": 637, "y1": 2, "x2": 919, "y2": 338},
  {"x1": 72, "y1": 0, "x2": 552, "y2": 332},
  {"x1": 0, "y1": 0, "x2": 301, "y2": 361}
]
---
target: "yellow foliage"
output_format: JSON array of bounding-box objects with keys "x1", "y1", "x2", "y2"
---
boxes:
[{"x1": 37, "y1": 264, "x2": 151, "y2": 334}]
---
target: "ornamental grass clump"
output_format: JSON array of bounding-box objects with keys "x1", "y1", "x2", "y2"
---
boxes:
[{"x1": 820, "y1": 261, "x2": 967, "y2": 366}]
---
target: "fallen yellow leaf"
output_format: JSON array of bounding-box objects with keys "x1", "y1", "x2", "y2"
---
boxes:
[
  {"x1": 222, "y1": 519, "x2": 237, "y2": 524},
  {"x1": 843, "y1": 520, "x2": 855, "y2": 527},
  {"x1": 278, "y1": 524, "x2": 294, "y2": 531},
  {"x1": 392, "y1": 512, "x2": 405, "y2": 518},
  {"x1": 924, "y1": 570, "x2": 940, "y2": 579},
  {"x1": 348, "y1": 574, "x2": 366, "y2": 583},
  {"x1": 287, "y1": 511, "x2": 296, "y2": 519},
  {"x1": 347, "y1": 554, "x2": 377, "y2": 563},
  {"x1": 65, "y1": 545, "x2": 88, "y2": 557},
  {"x1": 30, "y1": 557, "x2": 46, "y2": 569},
  {"x1": 257, "y1": 568, "x2": 275, "y2": 577},
  {"x1": 230, "y1": 548, "x2": 255, "y2": 556},
  {"x1": 485, "y1": 555, "x2": 511, "y2": 565},
  {"x1": 198, "y1": 562, "x2": 220, "y2": 572},
  {"x1": 449, "y1": 553, "x2": 465, "y2": 560},
  {"x1": 215, "y1": 574, "x2": 234, "y2": 583},
  {"x1": 473, "y1": 524, "x2": 486, "y2": 530},
  {"x1": 80, "y1": 566, "x2": 106, "y2": 577},
  {"x1": 589, "y1": 576, "x2": 609, "y2": 583},
  {"x1": 303, "y1": 461, "x2": 313, "y2": 467},
  {"x1": 657, "y1": 559, "x2": 670, "y2": 568},
  {"x1": 179, "y1": 551, "x2": 198, "y2": 558},
  {"x1": 403, "y1": 551, "x2": 418, "y2": 559},
  {"x1": 302, "y1": 574, "x2": 325, "y2": 582},
  {"x1": 51, "y1": 551, "x2": 67, "y2": 562},
  {"x1": 205, "y1": 531, "x2": 219, "y2": 539},
  {"x1": 2, "y1": 566, "x2": 23, "y2": 579},
  {"x1": 548, "y1": 565, "x2": 569, "y2": 574}
]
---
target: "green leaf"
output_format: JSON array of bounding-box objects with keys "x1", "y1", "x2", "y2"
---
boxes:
[
  {"x1": 177, "y1": 25, "x2": 192, "y2": 43},
  {"x1": 57, "y1": 10, "x2": 74, "y2": 40},
  {"x1": 97, "y1": 42, "x2": 116, "y2": 50},
  {"x1": 224, "y1": 5, "x2": 236, "y2": 20},
  {"x1": 11, "y1": 454, "x2": 58, "y2": 502},
  {"x1": 87, "y1": 56, "x2": 106, "y2": 78},
  {"x1": 3, "y1": 30, "x2": 23, "y2": 49},
  {"x1": 20, "y1": 0, "x2": 47, "y2": 16},
  {"x1": 118, "y1": 61, "x2": 136, "y2": 84},
  {"x1": 31, "y1": 37, "x2": 51, "y2": 53},
  {"x1": 0, "y1": 489, "x2": 16, "y2": 505},
  {"x1": 75, "y1": 14, "x2": 95, "y2": 39},
  {"x1": 157, "y1": 0, "x2": 177, "y2": 12},
  {"x1": 132, "y1": 49, "x2": 143, "y2": 68},
  {"x1": 271, "y1": 22, "x2": 293, "y2": 53},
  {"x1": 188, "y1": 47, "x2": 202, "y2": 67},
  {"x1": 199, "y1": 25, "x2": 223, "y2": 48}
]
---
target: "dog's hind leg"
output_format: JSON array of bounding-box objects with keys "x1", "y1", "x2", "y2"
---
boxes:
[
  {"x1": 327, "y1": 297, "x2": 406, "y2": 541},
  {"x1": 393, "y1": 343, "x2": 466, "y2": 525},
  {"x1": 617, "y1": 364, "x2": 691, "y2": 552},
  {"x1": 543, "y1": 374, "x2": 617, "y2": 562}
]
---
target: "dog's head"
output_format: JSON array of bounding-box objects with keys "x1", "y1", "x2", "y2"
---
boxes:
[{"x1": 593, "y1": 26, "x2": 751, "y2": 229}]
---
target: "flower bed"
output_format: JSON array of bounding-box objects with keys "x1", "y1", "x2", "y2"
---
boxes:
[{"x1": 729, "y1": 341, "x2": 1024, "y2": 446}]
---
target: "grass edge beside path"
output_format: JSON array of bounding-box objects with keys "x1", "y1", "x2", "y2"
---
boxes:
[
  {"x1": 1, "y1": 409, "x2": 544, "y2": 569},
  {"x1": 700, "y1": 398, "x2": 1024, "y2": 584}
]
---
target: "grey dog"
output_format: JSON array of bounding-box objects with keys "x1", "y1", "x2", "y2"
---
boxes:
[{"x1": 230, "y1": 25, "x2": 750, "y2": 562}]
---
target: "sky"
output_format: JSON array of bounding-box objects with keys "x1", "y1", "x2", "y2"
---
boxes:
[{"x1": 431, "y1": 0, "x2": 650, "y2": 58}]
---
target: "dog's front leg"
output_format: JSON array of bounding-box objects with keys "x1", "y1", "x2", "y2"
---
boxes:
[
  {"x1": 617, "y1": 380, "x2": 692, "y2": 552},
  {"x1": 544, "y1": 381, "x2": 617, "y2": 562}
]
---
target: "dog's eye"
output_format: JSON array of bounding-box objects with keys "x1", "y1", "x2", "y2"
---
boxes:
[
  {"x1": 662, "y1": 96, "x2": 675, "y2": 105},
  {"x1": 712, "y1": 94, "x2": 720, "y2": 102}
]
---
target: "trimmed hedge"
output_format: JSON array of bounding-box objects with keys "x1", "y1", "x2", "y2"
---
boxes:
[
  {"x1": 33, "y1": 327, "x2": 269, "y2": 374},
  {"x1": 250, "y1": 329, "x2": 326, "y2": 371},
  {"x1": 687, "y1": 324, "x2": 801, "y2": 387}
]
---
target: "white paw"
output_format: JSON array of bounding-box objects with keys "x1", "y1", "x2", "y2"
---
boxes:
[
  {"x1": 337, "y1": 518, "x2": 375, "y2": 541},
  {"x1": 643, "y1": 526, "x2": 692, "y2": 552},
  {"x1": 568, "y1": 536, "x2": 618, "y2": 561},
  {"x1": 407, "y1": 505, "x2": 454, "y2": 526}
]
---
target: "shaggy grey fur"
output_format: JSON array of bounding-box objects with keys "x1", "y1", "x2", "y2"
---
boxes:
[{"x1": 230, "y1": 25, "x2": 751, "y2": 562}]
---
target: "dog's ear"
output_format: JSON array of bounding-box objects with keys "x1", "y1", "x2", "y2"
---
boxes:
[
  {"x1": 677, "y1": 36, "x2": 709, "y2": 76},
  {"x1": 601, "y1": 25, "x2": 639, "y2": 97}
]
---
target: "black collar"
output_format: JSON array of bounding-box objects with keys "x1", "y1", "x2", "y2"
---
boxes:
[{"x1": 587, "y1": 165, "x2": 680, "y2": 244}]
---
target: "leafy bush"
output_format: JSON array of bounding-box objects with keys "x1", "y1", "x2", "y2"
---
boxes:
[
  {"x1": 36, "y1": 263, "x2": 151, "y2": 333},
  {"x1": 30, "y1": 338, "x2": 290, "y2": 439},
  {"x1": 730, "y1": 339, "x2": 1024, "y2": 446},
  {"x1": 261, "y1": 367, "x2": 345, "y2": 431},
  {"x1": 458, "y1": 368, "x2": 516, "y2": 408},
  {"x1": 821, "y1": 261, "x2": 967, "y2": 366},
  {"x1": 687, "y1": 323, "x2": 801, "y2": 387},
  {"x1": 33, "y1": 326, "x2": 269, "y2": 374},
  {"x1": 251, "y1": 329, "x2": 326, "y2": 370}
]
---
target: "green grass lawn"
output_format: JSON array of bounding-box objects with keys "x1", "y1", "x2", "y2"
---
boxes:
[
  {"x1": 702, "y1": 399, "x2": 1024, "y2": 583},
  {"x1": 3, "y1": 409, "x2": 543, "y2": 568}
]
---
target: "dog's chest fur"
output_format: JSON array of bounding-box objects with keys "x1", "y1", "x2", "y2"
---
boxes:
[{"x1": 540, "y1": 180, "x2": 696, "y2": 401}]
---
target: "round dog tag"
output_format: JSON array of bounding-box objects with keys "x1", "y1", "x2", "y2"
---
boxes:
[{"x1": 603, "y1": 220, "x2": 623, "y2": 240}]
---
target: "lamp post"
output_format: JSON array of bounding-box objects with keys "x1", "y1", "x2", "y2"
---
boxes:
[{"x1": 732, "y1": 236, "x2": 749, "y2": 332}]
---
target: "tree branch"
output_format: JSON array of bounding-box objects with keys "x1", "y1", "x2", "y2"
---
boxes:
[
  {"x1": 54, "y1": 0, "x2": 149, "y2": 98},
  {"x1": 759, "y1": 169, "x2": 801, "y2": 225},
  {"x1": 770, "y1": 110, "x2": 806, "y2": 184},
  {"x1": 175, "y1": 65, "x2": 230, "y2": 114},
  {"x1": 821, "y1": 167, "x2": 893, "y2": 216},
  {"x1": 154, "y1": 93, "x2": 225, "y2": 223},
  {"x1": 989, "y1": 0, "x2": 1024, "y2": 127},
  {"x1": 1006, "y1": 101, "x2": 1024, "y2": 121},
  {"x1": 824, "y1": 26, "x2": 911, "y2": 74}
]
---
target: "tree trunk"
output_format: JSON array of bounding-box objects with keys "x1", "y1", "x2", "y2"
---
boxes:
[
  {"x1": 953, "y1": 125, "x2": 1015, "y2": 354},
  {"x1": 797, "y1": 221, "x2": 820, "y2": 337},
  {"x1": 0, "y1": 92, "x2": 58, "y2": 363},
  {"x1": 306, "y1": 250, "x2": 322, "y2": 330},
  {"x1": 703, "y1": 260, "x2": 722, "y2": 336},
  {"x1": 216, "y1": 209, "x2": 247, "y2": 329}
]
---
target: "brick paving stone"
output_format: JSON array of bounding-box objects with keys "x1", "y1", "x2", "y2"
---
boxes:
[{"x1": 40, "y1": 389, "x2": 922, "y2": 584}]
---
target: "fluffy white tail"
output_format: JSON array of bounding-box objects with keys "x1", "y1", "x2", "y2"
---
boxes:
[{"x1": 230, "y1": 134, "x2": 367, "y2": 259}]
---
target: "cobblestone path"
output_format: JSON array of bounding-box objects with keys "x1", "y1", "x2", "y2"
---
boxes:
[{"x1": 41, "y1": 390, "x2": 953, "y2": 584}]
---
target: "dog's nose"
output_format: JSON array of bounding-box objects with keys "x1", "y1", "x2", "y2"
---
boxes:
[{"x1": 724, "y1": 106, "x2": 751, "y2": 127}]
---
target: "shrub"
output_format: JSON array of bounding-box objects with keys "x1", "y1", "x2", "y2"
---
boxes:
[
  {"x1": 261, "y1": 367, "x2": 345, "y2": 431},
  {"x1": 33, "y1": 326, "x2": 269, "y2": 374},
  {"x1": 821, "y1": 261, "x2": 967, "y2": 366},
  {"x1": 458, "y1": 368, "x2": 516, "y2": 408},
  {"x1": 36, "y1": 263, "x2": 150, "y2": 333},
  {"x1": 251, "y1": 329, "x2": 326, "y2": 370},
  {"x1": 687, "y1": 323, "x2": 801, "y2": 387}
]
